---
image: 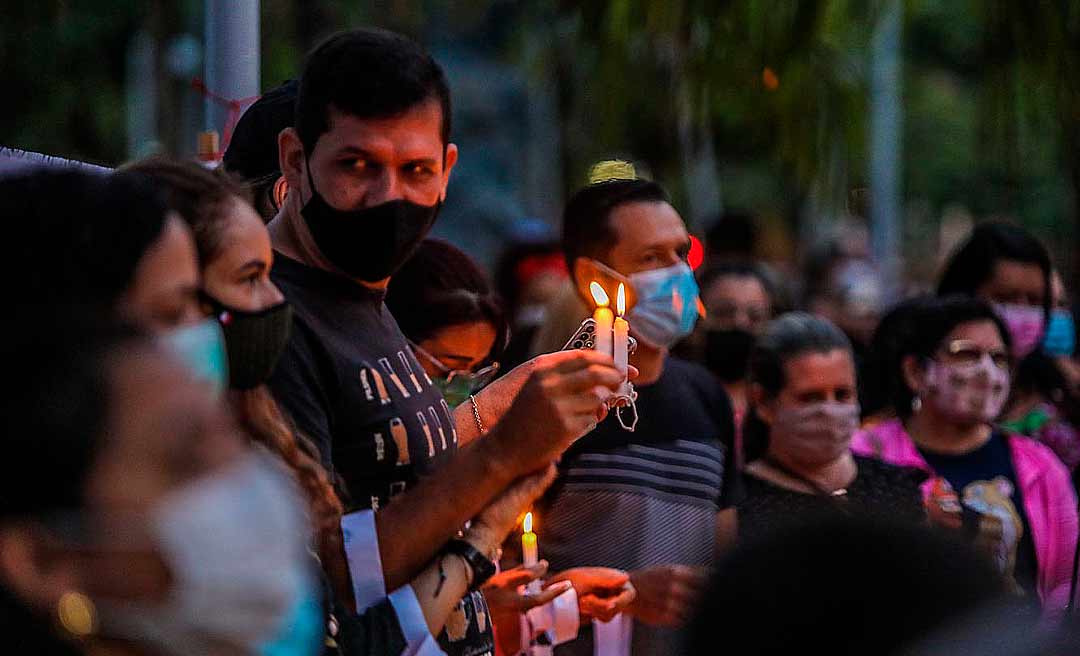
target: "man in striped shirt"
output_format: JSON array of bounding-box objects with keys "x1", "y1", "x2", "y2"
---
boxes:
[{"x1": 538, "y1": 165, "x2": 737, "y2": 656}]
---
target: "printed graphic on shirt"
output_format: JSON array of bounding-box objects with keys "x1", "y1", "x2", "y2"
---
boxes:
[
  {"x1": 378, "y1": 357, "x2": 411, "y2": 398},
  {"x1": 439, "y1": 590, "x2": 494, "y2": 656},
  {"x1": 359, "y1": 367, "x2": 391, "y2": 406},
  {"x1": 962, "y1": 477, "x2": 1025, "y2": 595},
  {"x1": 442, "y1": 399, "x2": 458, "y2": 445},
  {"x1": 417, "y1": 411, "x2": 436, "y2": 458},
  {"x1": 389, "y1": 417, "x2": 409, "y2": 466},
  {"x1": 398, "y1": 350, "x2": 424, "y2": 394},
  {"x1": 429, "y1": 407, "x2": 448, "y2": 450}
]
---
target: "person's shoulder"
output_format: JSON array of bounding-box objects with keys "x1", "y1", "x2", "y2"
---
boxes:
[
  {"x1": 1002, "y1": 430, "x2": 1068, "y2": 471},
  {"x1": 666, "y1": 357, "x2": 725, "y2": 396},
  {"x1": 854, "y1": 454, "x2": 928, "y2": 486},
  {"x1": 667, "y1": 356, "x2": 734, "y2": 418}
]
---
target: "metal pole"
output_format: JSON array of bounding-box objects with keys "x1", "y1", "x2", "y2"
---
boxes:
[
  {"x1": 870, "y1": 0, "x2": 903, "y2": 301},
  {"x1": 204, "y1": 0, "x2": 260, "y2": 138}
]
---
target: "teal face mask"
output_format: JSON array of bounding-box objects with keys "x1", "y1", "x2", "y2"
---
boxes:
[
  {"x1": 160, "y1": 318, "x2": 229, "y2": 395},
  {"x1": 1043, "y1": 309, "x2": 1075, "y2": 357},
  {"x1": 410, "y1": 341, "x2": 500, "y2": 408}
]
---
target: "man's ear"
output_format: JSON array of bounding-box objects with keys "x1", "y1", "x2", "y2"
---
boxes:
[
  {"x1": 439, "y1": 143, "x2": 459, "y2": 202},
  {"x1": 272, "y1": 175, "x2": 289, "y2": 210},
  {"x1": 749, "y1": 383, "x2": 775, "y2": 426},
  {"x1": 279, "y1": 128, "x2": 306, "y2": 196},
  {"x1": 901, "y1": 354, "x2": 925, "y2": 396}
]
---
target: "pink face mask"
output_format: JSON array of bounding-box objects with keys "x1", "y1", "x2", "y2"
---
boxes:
[
  {"x1": 994, "y1": 303, "x2": 1045, "y2": 359},
  {"x1": 922, "y1": 355, "x2": 1010, "y2": 424},
  {"x1": 770, "y1": 401, "x2": 860, "y2": 465}
]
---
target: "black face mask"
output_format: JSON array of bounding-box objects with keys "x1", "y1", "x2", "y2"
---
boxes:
[
  {"x1": 706, "y1": 328, "x2": 756, "y2": 383},
  {"x1": 300, "y1": 158, "x2": 440, "y2": 281},
  {"x1": 205, "y1": 294, "x2": 293, "y2": 390}
]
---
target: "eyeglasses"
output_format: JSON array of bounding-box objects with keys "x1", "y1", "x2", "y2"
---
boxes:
[
  {"x1": 938, "y1": 339, "x2": 1010, "y2": 370},
  {"x1": 410, "y1": 341, "x2": 501, "y2": 388}
]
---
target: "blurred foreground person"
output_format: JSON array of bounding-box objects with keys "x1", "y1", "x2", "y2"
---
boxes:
[
  {"x1": 853, "y1": 296, "x2": 1078, "y2": 614},
  {"x1": 732, "y1": 313, "x2": 926, "y2": 546},
  {"x1": 689, "y1": 516, "x2": 1012, "y2": 655},
  {"x1": 0, "y1": 311, "x2": 316, "y2": 655}
]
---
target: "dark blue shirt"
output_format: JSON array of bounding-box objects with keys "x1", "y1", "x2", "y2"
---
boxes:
[{"x1": 919, "y1": 431, "x2": 1039, "y2": 601}]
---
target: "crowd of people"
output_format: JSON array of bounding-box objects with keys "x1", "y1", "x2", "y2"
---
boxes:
[{"x1": 4, "y1": 25, "x2": 1080, "y2": 656}]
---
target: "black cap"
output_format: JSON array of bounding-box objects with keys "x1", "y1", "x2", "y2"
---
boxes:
[{"x1": 223, "y1": 80, "x2": 298, "y2": 183}]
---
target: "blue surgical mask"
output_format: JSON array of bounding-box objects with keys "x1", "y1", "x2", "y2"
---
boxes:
[
  {"x1": 626, "y1": 262, "x2": 701, "y2": 349},
  {"x1": 160, "y1": 318, "x2": 229, "y2": 394},
  {"x1": 1043, "y1": 309, "x2": 1076, "y2": 357}
]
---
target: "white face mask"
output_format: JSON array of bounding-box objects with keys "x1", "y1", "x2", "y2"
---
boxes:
[{"x1": 98, "y1": 451, "x2": 322, "y2": 656}]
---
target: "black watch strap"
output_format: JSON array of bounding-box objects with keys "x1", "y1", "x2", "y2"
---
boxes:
[{"x1": 444, "y1": 539, "x2": 496, "y2": 590}]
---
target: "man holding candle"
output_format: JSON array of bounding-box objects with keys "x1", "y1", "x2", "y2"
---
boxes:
[
  {"x1": 264, "y1": 29, "x2": 627, "y2": 656},
  {"x1": 537, "y1": 162, "x2": 737, "y2": 656}
]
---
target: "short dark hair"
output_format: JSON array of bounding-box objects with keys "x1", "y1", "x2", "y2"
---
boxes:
[
  {"x1": 743, "y1": 312, "x2": 853, "y2": 460},
  {"x1": 705, "y1": 208, "x2": 758, "y2": 260},
  {"x1": 889, "y1": 295, "x2": 1011, "y2": 418},
  {"x1": 561, "y1": 178, "x2": 669, "y2": 271},
  {"x1": 123, "y1": 156, "x2": 250, "y2": 265},
  {"x1": 2, "y1": 169, "x2": 170, "y2": 309},
  {"x1": 938, "y1": 221, "x2": 1052, "y2": 310},
  {"x1": 386, "y1": 239, "x2": 507, "y2": 362},
  {"x1": 296, "y1": 28, "x2": 451, "y2": 154},
  {"x1": 698, "y1": 261, "x2": 777, "y2": 307}
]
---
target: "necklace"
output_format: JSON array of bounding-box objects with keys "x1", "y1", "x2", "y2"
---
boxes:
[{"x1": 761, "y1": 456, "x2": 850, "y2": 499}]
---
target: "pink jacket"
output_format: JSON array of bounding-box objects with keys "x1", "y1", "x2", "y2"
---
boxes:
[{"x1": 852, "y1": 418, "x2": 1079, "y2": 615}]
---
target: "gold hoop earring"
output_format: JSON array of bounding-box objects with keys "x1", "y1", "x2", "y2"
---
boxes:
[{"x1": 57, "y1": 590, "x2": 97, "y2": 638}]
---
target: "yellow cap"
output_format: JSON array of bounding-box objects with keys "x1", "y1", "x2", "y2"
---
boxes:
[{"x1": 587, "y1": 160, "x2": 637, "y2": 185}]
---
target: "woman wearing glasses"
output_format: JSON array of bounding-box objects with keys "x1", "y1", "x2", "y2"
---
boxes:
[
  {"x1": 388, "y1": 239, "x2": 636, "y2": 654},
  {"x1": 853, "y1": 295, "x2": 1078, "y2": 615}
]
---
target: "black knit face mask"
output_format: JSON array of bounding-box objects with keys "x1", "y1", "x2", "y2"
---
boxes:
[
  {"x1": 204, "y1": 293, "x2": 293, "y2": 390},
  {"x1": 300, "y1": 157, "x2": 440, "y2": 282}
]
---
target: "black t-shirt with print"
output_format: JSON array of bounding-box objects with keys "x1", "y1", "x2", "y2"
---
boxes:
[
  {"x1": 919, "y1": 431, "x2": 1039, "y2": 602},
  {"x1": 269, "y1": 253, "x2": 458, "y2": 509},
  {"x1": 269, "y1": 253, "x2": 493, "y2": 656}
]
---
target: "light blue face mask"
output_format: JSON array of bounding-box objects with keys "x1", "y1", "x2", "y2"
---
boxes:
[
  {"x1": 626, "y1": 262, "x2": 701, "y2": 349},
  {"x1": 160, "y1": 318, "x2": 229, "y2": 394},
  {"x1": 1043, "y1": 309, "x2": 1076, "y2": 357}
]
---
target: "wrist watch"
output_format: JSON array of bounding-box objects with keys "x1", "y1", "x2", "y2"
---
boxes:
[{"x1": 444, "y1": 538, "x2": 497, "y2": 590}]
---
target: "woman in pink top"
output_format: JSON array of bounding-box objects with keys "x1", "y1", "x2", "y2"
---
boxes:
[{"x1": 852, "y1": 295, "x2": 1078, "y2": 615}]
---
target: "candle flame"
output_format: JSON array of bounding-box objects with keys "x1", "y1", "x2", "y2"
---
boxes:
[
  {"x1": 589, "y1": 282, "x2": 610, "y2": 308},
  {"x1": 523, "y1": 512, "x2": 534, "y2": 533},
  {"x1": 616, "y1": 283, "x2": 626, "y2": 316}
]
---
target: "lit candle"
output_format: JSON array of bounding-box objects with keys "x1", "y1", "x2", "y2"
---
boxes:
[
  {"x1": 522, "y1": 512, "x2": 542, "y2": 594},
  {"x1": 614, "y1": 284, "x2": 629, "y2": 380},
  {"x1": 590, "y1": 282, "x2": 614, "y2": 358}
]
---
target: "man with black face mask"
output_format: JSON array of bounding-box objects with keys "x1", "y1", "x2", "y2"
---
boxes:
[
  {"x1": 266, "y1": 28, "x2": 625, "y2": 656},
  {"x1": 698, "y1": 262, "x2": 777, "y2": 452}
]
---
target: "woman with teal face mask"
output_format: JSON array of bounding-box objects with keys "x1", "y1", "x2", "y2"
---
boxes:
[{"x1": 387, "y1": 239, "x2": 508, "y2": 408}]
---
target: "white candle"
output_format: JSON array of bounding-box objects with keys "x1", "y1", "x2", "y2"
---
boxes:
[
  {"x1": 522, "y1": 512, "x2": 542, "y2": 594},
  {"x1": 590, "y1": 282, "x2": 614, "y2": 357},
  {"x1": 614, "y1": 284, "x2": 629, "y2": 379}
]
